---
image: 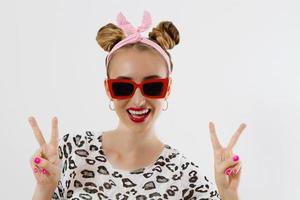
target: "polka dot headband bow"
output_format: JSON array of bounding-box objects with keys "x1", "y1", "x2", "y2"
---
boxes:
[{"x1": 105, "y1": 11, "x2": 172, "y2": 74}]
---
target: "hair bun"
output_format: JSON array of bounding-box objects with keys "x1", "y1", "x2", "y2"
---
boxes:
[
  {"x1": 148, "y1": 21, "x2": 180, "y2": 50},
  {"x1": 96, "y1": 23, "x2": 126, "y2": 52}
]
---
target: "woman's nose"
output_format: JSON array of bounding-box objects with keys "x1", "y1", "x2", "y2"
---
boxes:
[{"x1": 131, "y1": 87, "x2": 146, "y2": 106}]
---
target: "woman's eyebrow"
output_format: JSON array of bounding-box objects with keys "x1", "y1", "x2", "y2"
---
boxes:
[{"x1": 116, "y1": 75, "x2": 162, "y2": 80}]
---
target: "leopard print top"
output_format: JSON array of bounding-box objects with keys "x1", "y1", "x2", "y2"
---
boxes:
[{"x1": 52, "y1": 131, "x2": 220, "y2": 200}]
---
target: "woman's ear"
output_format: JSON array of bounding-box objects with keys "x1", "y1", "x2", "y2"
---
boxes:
[
  {"x1": 166, "y1": 77, "x2": 172, "y2": 98},
  {"x1": 104, "y1": 79, "x2": 112, "y2": 99}
]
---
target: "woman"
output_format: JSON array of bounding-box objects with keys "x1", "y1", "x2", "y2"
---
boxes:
[{"x1": 29, "y1": 11, "x2": 246, "y2": 200}]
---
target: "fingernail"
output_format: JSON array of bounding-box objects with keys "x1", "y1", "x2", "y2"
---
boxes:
[
  {"x1": 232, "y1": 155, "x2": 239, "y2": 162},
  {"x1": 225, "y1": 168, "x2": 232, "y2": 176},
  {"x1": 42, "y1": 168, "x2": 48, "y2": 174},
  {"x1": 233, "y1": 169, "x2": 237, "y2": 174},
  {"x1": 33, "y1": 168, "x2": 38, "y2": 173},
  {"x1": 34, "y1": 157, "x2": 41, "y2": 164}
]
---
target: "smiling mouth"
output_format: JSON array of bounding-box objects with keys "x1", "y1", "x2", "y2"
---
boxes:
[{"x1": 126, "y1": 109, "x2": 151, "y2": 122}]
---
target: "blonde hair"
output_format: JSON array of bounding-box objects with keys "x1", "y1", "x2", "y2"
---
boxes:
[{"x1": 96, "y1": 21, "x2": 180, "y2": 77}]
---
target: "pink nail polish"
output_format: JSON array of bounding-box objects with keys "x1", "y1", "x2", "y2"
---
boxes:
[
  {"x1": 232, "y1": 155, "x2": 239, "y2": 162},
  {"x1": 42, "y1": 168, "x2": 48, "y2": 174},
  {"x1": 33, "y1": 168, "x2": 38, "y2": 173},
  {"x1": 34, "y1": 157, "x2": 41, "y2": 164},
  {"x1": 225, "y1": 168, "x2": 232, "y2": 176}
]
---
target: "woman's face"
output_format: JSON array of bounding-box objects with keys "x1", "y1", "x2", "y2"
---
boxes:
[{"x1": 105, "y1": 48, "x2": 171, "y2": 132}]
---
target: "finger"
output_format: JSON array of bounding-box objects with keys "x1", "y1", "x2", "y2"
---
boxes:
[
  {"x1": 224, "y1": 160, "x2": 242, "y2": 176},
  {"x1": 224, "y1": 167, "x2": 234, "y2": 176},
  {"x1": 31, "y1": 154, "x2": 57, "y2": 176},
  {"x1": 217, "y1": 155, "x2": 241, "y2": 174},
  {"x1": 227, "y1": 123, "x2": 247, "y2": 150},
  {"x1": 30, "y1": 157, "x2": 42, "y2": 177},
  {"x1": 50, "y1": 116, "x2": 59, "y2": 147},
  {"x1": 30, "y1": 157, "x2": 50, "y2": 183},
  {"x1": 29, "y1": 151, "x2": 44, "y2": 181},
  {"x1": 45, "y1": 145, "x2": 60, "y2": 164},
  {"x1": 209, "y1": 122, "x2": 222, "y2": 151},
  {"x1": 37, "y1": 143, "x2": 59, "y2": 162},
  {"x1": 234, "y1": 166, "x2": 242, "y2": 179},
  {"x1": 220, "y1": 149, "x2": 233, "y2": 162},
  {"x1": 28, "y1": 116, "x2": 46, "y2": 146},
  {"x1": 29, "y1": 149, "x2": 42, "y2": 168},
  {"x1": 228, "y1": 167, "x2": 242, "y2": 188},
  {"x1": 231, "y1": 161, "x2": 242, "y2": 175}
]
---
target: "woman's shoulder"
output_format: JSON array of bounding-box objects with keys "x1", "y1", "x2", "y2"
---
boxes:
[
  {"x1": 157, "y1": 144, "x2": 204, "y2": 176},
  {"x1": 57, "y1": 130, "x2": 102, "y2": 159},
  {"x1": 58, "y1": 130, "x2": 102, "y2": 146},
  {"x1": 162, "y1": 144, "x2": 199, "y2": 168}
]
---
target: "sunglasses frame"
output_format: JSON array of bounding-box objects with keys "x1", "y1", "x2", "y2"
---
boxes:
[{"x1": 105, "y1": 77, "x2": 171, "y2": 99}]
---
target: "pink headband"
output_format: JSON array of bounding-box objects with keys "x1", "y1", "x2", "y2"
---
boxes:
[{"x1": 105, "y1": 11, "x2": 172, "y2": 74}]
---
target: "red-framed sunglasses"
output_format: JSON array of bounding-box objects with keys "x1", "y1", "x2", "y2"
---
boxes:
[{"x1": 105, "y1": 77, "x2": 171, "y2": 99}]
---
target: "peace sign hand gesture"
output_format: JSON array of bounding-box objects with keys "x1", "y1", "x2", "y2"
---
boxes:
[
  {"x1": 209, "y1": 122, "x2": 247, "y2": 200},
  {"x1": 28, "y1": 116, "x2": 60, "y2": 193}
]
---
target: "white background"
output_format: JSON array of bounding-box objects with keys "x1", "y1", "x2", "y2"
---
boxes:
[{"x1": 1, "y1": 0, "x2": 299, "y2": 199}]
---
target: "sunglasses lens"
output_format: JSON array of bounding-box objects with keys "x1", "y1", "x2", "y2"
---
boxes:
[
  {"x1": 143, "y1": 82, "x2": 164, "y2": 97},
  {"x1": 112, "y1": 82, "x2": 134, "y2": 97}
]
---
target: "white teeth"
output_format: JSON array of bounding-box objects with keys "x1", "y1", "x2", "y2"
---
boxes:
[{"x1": 128, "y1": 109, "x2": 149, "y2": 115}]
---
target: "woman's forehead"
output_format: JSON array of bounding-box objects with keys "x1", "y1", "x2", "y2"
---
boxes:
[
  {"x1": 109, "y1": 49, "x2": 168, "y2": 79},
  {"x1": 114, "y1": 74, "x2": 163, "y2": 80},
  {"x1": 109, "y1": 67, "x2": 167, "y2": 81}
]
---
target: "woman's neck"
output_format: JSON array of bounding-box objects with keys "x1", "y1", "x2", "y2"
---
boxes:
[{"x1": 107, "y1": 124, "x2": 162, "y2": 158}]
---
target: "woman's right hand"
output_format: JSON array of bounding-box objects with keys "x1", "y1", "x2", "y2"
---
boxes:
[{"x1": 28, "y1": 116, "x2": 60, "y2": 193}]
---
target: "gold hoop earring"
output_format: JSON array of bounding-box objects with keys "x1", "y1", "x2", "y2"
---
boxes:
[
  {"x1": 162, "y1": 99, "x2": 168, "y2": 111},
  {"x1": 109, "y1": 99, "x2": 115, "y2": 111}
]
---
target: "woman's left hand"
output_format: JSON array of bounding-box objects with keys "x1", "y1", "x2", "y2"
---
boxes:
[{"x1": 208, "y1": 122, "x2": 247, "y2": 199}]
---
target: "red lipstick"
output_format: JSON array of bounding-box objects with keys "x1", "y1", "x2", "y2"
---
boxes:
[
  {"x1": 127, "y1": 107, "x2": 147, "y2": 111},
  {"x1": 126, "y1": 107, "x2": 151, "y2": 123}
]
